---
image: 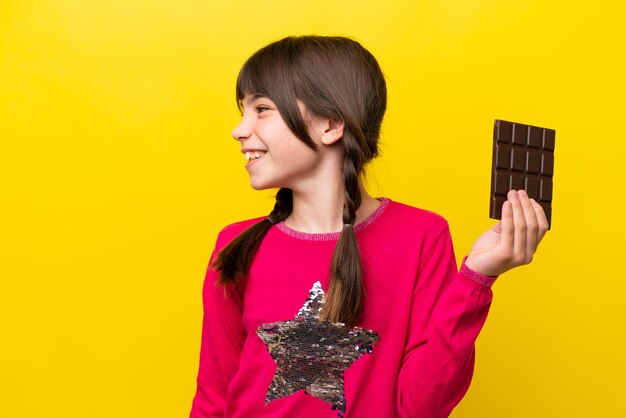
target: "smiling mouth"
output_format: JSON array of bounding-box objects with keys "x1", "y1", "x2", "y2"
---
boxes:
[
  {"x1": 245, "y1": 153, "x2": 265, "y2": 167},
  {"x1": 244, "y1": 151, "x2": 267, "y2": 164}
]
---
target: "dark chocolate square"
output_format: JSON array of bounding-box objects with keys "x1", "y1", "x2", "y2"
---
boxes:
[
  {"x1": 512, "y1": 124, "x2": 527, "y2": 146},
  {"x1": 526, "y1": 151, "x2": 541, "y2": 174},
  {"x1": 528, "y1": 126, "x2": 543, "y2": 149},
  {"x1": 490, "y1": 119, "x2": 555, "y2": 228},
  {"x1": 511, "y1": 149, "x2": 526, "y2": 172}
]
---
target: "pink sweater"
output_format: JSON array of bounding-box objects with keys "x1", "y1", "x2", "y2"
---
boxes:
[{"x1": 190, "y1": 198, "x2": 497, "y2": 418}]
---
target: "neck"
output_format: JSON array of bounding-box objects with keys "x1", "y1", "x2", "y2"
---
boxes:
[{"x1": 283, "y1": 178, "x2": 381, "y2": 234}]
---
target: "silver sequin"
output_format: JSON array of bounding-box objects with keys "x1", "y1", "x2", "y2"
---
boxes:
[{"x1": 257, "y1": 281, "x2": 380, "y2": 416}]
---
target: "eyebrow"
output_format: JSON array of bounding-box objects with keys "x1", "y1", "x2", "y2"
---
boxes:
[{"x1": 244, "y1": 93, "x2": 268, "y2": 105}]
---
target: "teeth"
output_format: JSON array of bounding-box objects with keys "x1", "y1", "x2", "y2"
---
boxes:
[{"x1": 244, "y1": 151, "x2": 266, "y2": 163}]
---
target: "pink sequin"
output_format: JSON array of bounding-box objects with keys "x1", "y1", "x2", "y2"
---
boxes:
[
  {"x1": 275, "y1": 198, "x2": 390, "y2": 241},
  {"x1": 460, "y1": 257, "x2": 498, "y2": 288}
]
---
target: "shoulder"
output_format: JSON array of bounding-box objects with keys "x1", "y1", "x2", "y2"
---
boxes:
[
  {"x1": 384, "y1": 198, "x2": 450, "y2": 236},
  {"x1": 381, "y1": 199, "x2": 454, "y2": 261},
  {"x1": 215, "y1": 216, "x2": 268, "y2": 249}
]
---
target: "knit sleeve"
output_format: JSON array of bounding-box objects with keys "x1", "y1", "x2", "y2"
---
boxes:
[
  {"x1": 395, "y1": 224, "x2": 496, "y2": 418},
  {"x1": 190, "y1": 232, "x2": 246, "y2": 418}
]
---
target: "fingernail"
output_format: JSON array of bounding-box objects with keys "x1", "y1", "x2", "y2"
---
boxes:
[{"x1": 519, "y1": 189, "x2": 528, "y2": 198}]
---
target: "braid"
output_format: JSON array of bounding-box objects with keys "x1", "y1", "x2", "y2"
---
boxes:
[
  {"x1": 268, "y1": 188, "x2": 293, "y2": 224},
  {"x1": 214, "y1": 188, "x2": 293, "y2": 285},
  {"x1": 321, "y1": 133, "x2": 364, "y2": 327}
]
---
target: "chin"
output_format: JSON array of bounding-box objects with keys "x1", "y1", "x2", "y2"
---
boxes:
[
  {"x1": 249, "y1": 179, "x2": 291, "y2": 191},
  {"x1": 249, "y1": 179, "x2": 277, "y2": 191}
]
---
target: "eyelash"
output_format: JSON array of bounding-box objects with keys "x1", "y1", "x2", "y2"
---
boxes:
[{"x1": 256, "y1": 105, "x2": 270, "y2": 113}]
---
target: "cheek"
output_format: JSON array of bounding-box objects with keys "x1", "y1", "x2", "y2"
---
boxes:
[
  {"x1": 283, "y1": 140, "x2": 319, "y2": 164},
  {"x1": 258, "y1": 119, "x2": 317, "y2": 157},
  {"x1": 257, "y1": 122, "x2": 289, "y2": 145},
  {"x1": 267, "y1": 130, "x2": 307, "y2": 154}
]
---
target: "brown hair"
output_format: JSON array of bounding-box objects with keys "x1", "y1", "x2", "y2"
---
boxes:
[{"x1": 212, "y1": 36, "x2": 387, "y2": 327}]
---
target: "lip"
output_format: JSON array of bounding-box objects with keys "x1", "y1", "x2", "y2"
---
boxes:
[{"x1": 245, "y1": 152, "x2": 266, "y2": 168}]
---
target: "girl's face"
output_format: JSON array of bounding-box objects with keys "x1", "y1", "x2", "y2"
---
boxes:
[{"x1": 232, "y1": 94, "x2": 332, "y2": 191}]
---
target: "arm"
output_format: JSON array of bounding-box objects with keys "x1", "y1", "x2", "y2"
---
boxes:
[
  {"x1": 395, "y1": 190, "x2": 549, "y2": 417},
  {"x1": 190, "y1": 234, "x2": 246, "y2": 418},
  {"x1": 396, "y1": 225, "x2": 497, "y2": 418}
]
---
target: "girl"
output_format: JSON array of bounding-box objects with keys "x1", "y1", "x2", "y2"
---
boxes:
[{"x1": 190, "y1": 36, "x2": 548, "y2": 418}]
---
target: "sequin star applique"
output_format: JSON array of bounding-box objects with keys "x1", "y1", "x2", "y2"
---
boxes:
[{"x1": 256, "y1": 281, "x2": 380, "y2": 417}]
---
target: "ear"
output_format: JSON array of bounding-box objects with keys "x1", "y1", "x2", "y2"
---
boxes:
[{"x1": 321, "y1": 118, "x2": 345, "y2": 145}]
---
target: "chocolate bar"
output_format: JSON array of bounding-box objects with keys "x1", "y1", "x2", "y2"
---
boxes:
[{"x1": 490, "y1": 119, "x2": 555, "y2": 228}]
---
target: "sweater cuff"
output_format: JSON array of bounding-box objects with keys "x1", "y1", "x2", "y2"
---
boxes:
[{"x1": 460, "y1": 256, "x2": 498, "y2": 288}]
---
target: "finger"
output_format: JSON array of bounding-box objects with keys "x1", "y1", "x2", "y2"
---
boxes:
[
  {"x1": 508, "y1": 190, "x2": 527, "y2": 265},
  {"x1": 530, "y1": 198, "x2": 549, "y2": 242},
  {"x1": 518, "y1": 190, "x2": 538, "y2": 261},
  {"x1": 490, "y1": 220, "x2": 502, "y2": 234},
  {"x1": 500, "y1": 198, "x2": 514, "y2": 257}
]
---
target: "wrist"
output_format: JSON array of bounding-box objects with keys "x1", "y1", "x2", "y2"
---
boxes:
[
  {"x1": 461, "y1": 256, "x2": 498, "y2": 288},
  {"x1": 464, "y1": 253, "x2": 502, "y2": 277}
]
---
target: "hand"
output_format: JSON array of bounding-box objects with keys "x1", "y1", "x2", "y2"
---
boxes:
[{"x1": 465, "y1": 190, "x2": 549, "y2": 277}]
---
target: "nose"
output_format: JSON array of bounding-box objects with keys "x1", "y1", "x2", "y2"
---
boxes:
[{"x1": 231, "y1": 117, "x2": 252, "y2": 142}]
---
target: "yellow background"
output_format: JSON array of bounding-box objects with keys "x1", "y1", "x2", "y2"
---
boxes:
[{"x1": 1, "y1": 0, "x2": 625, "y2": 417}]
